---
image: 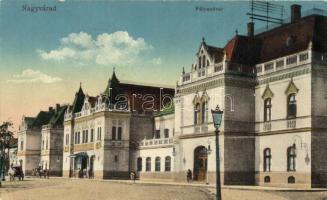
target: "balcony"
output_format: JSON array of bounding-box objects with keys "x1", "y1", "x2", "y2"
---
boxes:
[
  {"x1": 180, "y1": 61, "x2": 227, "y2": 85},
  {"x1": 65, "y1": 103, "x2": 130, "y2": 121},
  {"x1": 256, "y1": 50, "x2": 311, "y2": 76},
  {"x1": 139, "y1": 138, "x2": 173, "y2": 147},
  {"x1": 256, "y1": 116, "x2": 310, "y2": 133},
  {"x1": 104, "y1": 140, "x2": 129, "y2": 148},
  {"x1": 74, "y1": 143, "x2": 94, "y2": 151}
]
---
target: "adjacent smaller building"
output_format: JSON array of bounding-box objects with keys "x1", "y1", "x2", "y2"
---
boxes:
[{"x1": 17, "y1": 105, "x2": 67, "y2": 175}]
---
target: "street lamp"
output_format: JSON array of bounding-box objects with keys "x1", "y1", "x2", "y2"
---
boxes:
[{"x1": 211, "y1": 105, "x2": 223, "y2": 200}]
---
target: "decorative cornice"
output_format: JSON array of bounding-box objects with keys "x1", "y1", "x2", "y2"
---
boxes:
[
  {"x1": 257, "y1": 68, "x2": 311, "y2": 85},
  {"x1": 178, "y1": 76, "x2": 255, "y2": 95}
]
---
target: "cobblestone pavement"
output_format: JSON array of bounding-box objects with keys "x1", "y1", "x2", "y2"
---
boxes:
[{"x1": 0, "y1": 178, "x2": 327, "y2": 200}]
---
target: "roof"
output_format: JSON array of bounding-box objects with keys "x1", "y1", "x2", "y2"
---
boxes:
[
  {"x1": 88, "y1": 96, "x2": 99, "y2": 107},
  {"x1": 49, "y1": 105, "x2": 68, "y2": 125},
  {"x1": 32, "y1": 110, "x2": 55, "y2": 128},
  {"x1": 206, "y1": 14, "x2": 327, "y2": 71},
  {"x1": 71, "y1": 85, "x2": 85, "y2": 113},
  {"x1": 205, "y1": 43, "x2": 224, "y2": 63},
  {"x1": 102, "y1": 71, "x2": 175, "y2": 114},
  {"x1": 24, "y1": 117, "x2": 35, "y2": 127},
  {"x1": 255, "y1": 15, "x2": 319, "y2": 63}
]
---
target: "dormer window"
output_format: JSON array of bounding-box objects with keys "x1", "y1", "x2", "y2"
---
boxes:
[{"x1": 286, "y1": 36, "x2": 296, "y2": 47}]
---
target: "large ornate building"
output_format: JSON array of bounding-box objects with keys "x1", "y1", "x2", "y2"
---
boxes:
[{"x1": 18, "y1": 5, "x2": 327, "y2": 188}]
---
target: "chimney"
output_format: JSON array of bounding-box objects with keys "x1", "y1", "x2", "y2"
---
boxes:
[
  {"x1": 291, "y1": 4, "x2": 301, "y2": 23},
  {"x1": 247, "y1": 22, "x2": 254, "y2": 37},
  {"x1": 49, "y1": 106, "x2": 54, "y2": 112}
]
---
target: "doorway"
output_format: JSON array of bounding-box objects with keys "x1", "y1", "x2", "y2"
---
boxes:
[{"x1": 193, "y1": 146, "x2": 207, "y2": 181}]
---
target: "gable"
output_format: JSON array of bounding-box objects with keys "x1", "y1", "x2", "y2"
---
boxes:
[{"x1": 262, "y1": 85, "x2": 274, "y2": 99}]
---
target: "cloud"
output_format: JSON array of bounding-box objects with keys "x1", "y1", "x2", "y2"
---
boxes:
[
  {"x1": 38, "y1": 31, "x2": 153, "y2": 66},
  {"x1": 151, "y1": 57, "x2": 162, "y2": 65},
  {"x1": 7, "y1": 69, "x2": 62, "y2": 84}
]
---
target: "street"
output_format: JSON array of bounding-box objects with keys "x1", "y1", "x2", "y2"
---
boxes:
[{"x1": 0, "y1": 178, "x2": 327, "y2": 200}]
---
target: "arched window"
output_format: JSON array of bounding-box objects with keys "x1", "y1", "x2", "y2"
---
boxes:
[
  {"x1": 287, "y1": 145, "x2": 296, "y2": 171},
  {"x1": 155, "y1": 157, "x2": 161, "y2": 172},
  {"x1": 287, "y1": 94, "x2": 297, "y2": 118},
  {"x1": 137, "y1": 157, "x2": 142, "y2": 172},
  {"x1": 264, "y1": 176, "x2": 270, "y2": 183},
  {"x1": 263, "y1": 148, "x2": 271, "y2": 172},
  {"x1": 264, "y1": 98, "x2": 272, "y2": 122},
  {"x1": 201, "y1": 101, "x2": 207, "y2": 124},
  {"x1": 288, "y1": 176, "x2": 295, "y2": 183},
  {"x1": 199, "y1": 56, "x2": 202, "y2": 69},
  {"x1": 202, "y1": 55, "x2": 206, "y2": 67},
  {"x1": 146, "y1": 157, "x2": 151, "y2": 172},
  {"x1": 165, "y1": 156, "x2": 171, "y2": 172},
  {"x1": 194, "y1": 103, "x2": 201, "y2": 125}
]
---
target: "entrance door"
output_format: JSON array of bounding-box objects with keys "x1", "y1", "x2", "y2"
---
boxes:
[{"x1": 194, "y1": 146, "x2": 207, "y2": 181}]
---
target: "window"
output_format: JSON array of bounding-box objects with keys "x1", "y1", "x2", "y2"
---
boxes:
[
  {"x1": 201, "y1": 102, "x2": 207, "y2": 123},
  {"x1": 198, "y1": 56, "x2": 202, "y2": 68},
  {"x1": 146, "y1": 157, "x2": 151, "y2": 171},
  {"x1": 114, "y1": 155, "x2": 118, "y2": 162},
  {"x1": 164, "y1": 129, "x2": 169, "y2": 138},
  {"x1": 202, "y1": 55, "x2": 206, "y2": 68},
  {"x1": 137, "y1": 157, "x2": 142, "y2": 172},
  {"x1": 263, "y1": 148, "x2": 271, "y2": 172},
  {"x1": 85, "y1": 130, "x2": 88, "y2": 143},
  {"x1": 97, "y1": 127, "x2": 102, "y2": 140},
  {"x1": 264, "y1": 98, "x2": 272, "y2": 122},
  {"x1": 90, "y1": 129, "x2": 94, "y2": 142},
  {"x1": 118, "y1": 127, "x2": 122, "y2": 140},
  {"x1": 78, "y1": 132, "x2": 80, "y2": 144},
  {"x1": 287, "y1": 94, "x2": 297, "y2": 118},
  {"x1": 155, "y1": 130, "x2": 160, "y2": 139},
  {"x1": 46, "y1": 138, "x2": 48, "y2": 150},
  {"x1": 20, "y1": 141, "x2": 23, "y2": 151},
  {"x1": 264, "y1": 176, "x2": 270, "y2": 183},
  {"x1": 42, "y1": 140, "x2": 44, "y2": 150},
  {"x1": 65, "y1": 134, "x2": 69, "y2": 145},
  {"x1": 74, "y1": 132, "x2": 77, "y2": 144},
  {"x1": 194, "y1": 103, "x2": 200, "y2": 125},
  {"x1": 112, "y1": 126, "x2": 116, "y2": 140},
  {"x1": 82, "y1": 130, "x2": 85, "y2": 143},
  {"x1": 287, "y1": 145, "x2": 296, "y2": 171},
  {"x1": 155, "y1": 157, "x2": 161, "y2": 172},
  {"x1": 288, "y1": 176, "x2": 295, "y2": 183},
  {"x1": 165, "y1": 156, "x2": 171, "y2": 172}
]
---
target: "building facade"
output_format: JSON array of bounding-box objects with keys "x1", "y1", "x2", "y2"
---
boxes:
[
  {"x1": 137, "y1": 5, "x2": 327, "y2": 188},
  {"x1": 17, "y1": 105, "x2": 67, "y2": 176},
  {"x1": 62, "y1": 73, "x2": 174, "y2": 179}
]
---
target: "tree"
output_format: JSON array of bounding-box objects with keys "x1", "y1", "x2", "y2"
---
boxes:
[{"x1": 0, "y1": 121, "x2": 14, "y2": 187}]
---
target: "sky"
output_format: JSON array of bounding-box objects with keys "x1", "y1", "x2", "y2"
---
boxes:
[{"x1": 1, "y1": 0, "x2": 327, "y2": 132}]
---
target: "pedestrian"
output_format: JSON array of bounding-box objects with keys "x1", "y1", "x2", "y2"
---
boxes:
[
  {"x1": 187, "y1": 169, "x2": 192, "y2": 183},
  {"x1": 130, "y1": 171, "x2": 136, "y2": 183}
]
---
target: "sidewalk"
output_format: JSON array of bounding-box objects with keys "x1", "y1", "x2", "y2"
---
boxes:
[{"x1": 25, "y1": 176, "x2": 327, "y2": 192}]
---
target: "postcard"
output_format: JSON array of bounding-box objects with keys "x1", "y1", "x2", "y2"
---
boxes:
[{"x1": 1, "y1": 1, "x2": 327, "y2": 200}]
